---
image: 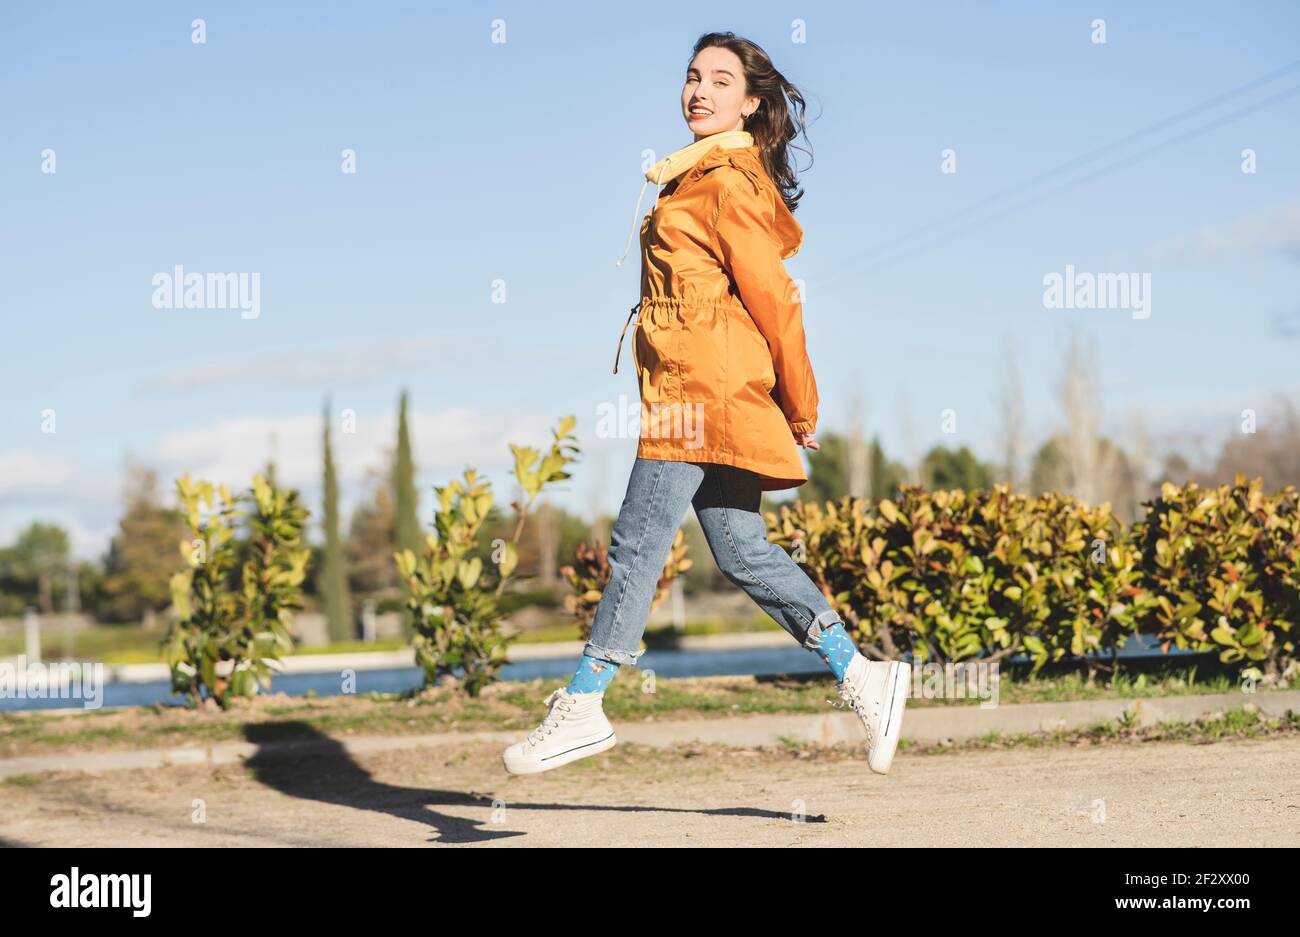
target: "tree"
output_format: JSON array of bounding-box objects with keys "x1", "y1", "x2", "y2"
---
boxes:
[
  {"x1": 996, "y1": 335, "x2": 1025, "y2": 487},
  {"x1": 1030, "y1": 329, "x2": 1143, "y2": 520},
  {"x1": 1155, "y1": 451, "x2": 1194, "y2": 488},
  {"x1": 845, "y1": 390, "x2": 872, "y2": 498},
  {"x1": 11, "y1": 523, "x2": 70, "y2": 615},
  {"x1": 507, "y1": 501, "x2": 593, "y2": 588},
  {"x1": 805, "y1": 431, "x2": 908, "y2": 504},
  {"x1": 347, "y1": 454, "x2": 400, "y2": 597},
  {"x1": 920, "y1": 445, "x2": 994, "y2": 491},
  {"x1": 1056, "y1": 329, "x2": 1109, "y2": 506},
  {"x1": 1208, "y1": 397, "x2": 1300, "y2": 492},
  {"x1": 393, "y1": 389, "x2": 421, "y2": 556},
  {"x1": 100, "y1": 467, "x2": 189, "y2": 624},
  {"x1": 803, "y1": 431, "x2": 851, "y2": 504},
  {"x1": 1030, "y1": 435, "x2": 1140, "y2": 521},
  {"x1": 321, "y1": 400, "x2": 353, "y2": 642}
]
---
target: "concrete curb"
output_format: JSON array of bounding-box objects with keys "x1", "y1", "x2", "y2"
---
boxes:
[{"x1": 3, "y1": 689, "x2": 1296, "y2": 780}]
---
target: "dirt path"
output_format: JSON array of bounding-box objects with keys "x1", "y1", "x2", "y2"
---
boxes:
[{"x1": 3, "y1": 737, "x2": 1298, "y2": 847}]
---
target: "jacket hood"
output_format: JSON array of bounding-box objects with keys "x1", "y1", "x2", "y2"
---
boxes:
[
  {"x1": 616, "y1": 131, "x2": 803, "y2": 266},
  {"x1": 697, "y1": 144, "x2": 804, "y2": 261}
]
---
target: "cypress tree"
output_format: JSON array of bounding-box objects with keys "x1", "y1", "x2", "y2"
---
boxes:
[
  {"x1": 322, "y1": 399, "x2": 353, "y2": 642},
  {"x1": 393, "y1": 389, "x2": 421, "y2": 555}
]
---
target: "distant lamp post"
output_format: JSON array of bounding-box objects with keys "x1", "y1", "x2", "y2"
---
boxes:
[
  {"x1": 361, "y1": 599, "x2": 377, "y2": 645},
  {"x1": 670, "y1": 577, "x2": 686, "y2": 634}
]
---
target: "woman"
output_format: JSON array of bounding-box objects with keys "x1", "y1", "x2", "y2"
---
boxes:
[{"x1": 503, "y1": 32, "x2": 910, "y2": 777}]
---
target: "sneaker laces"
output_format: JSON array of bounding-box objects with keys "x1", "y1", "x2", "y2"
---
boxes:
[
  {"x1": 829, "y1": 679, "x2": 875, "y2": 747},
  {"x1": 525, "y1": 690, "x2": 573, "y2": 748}
]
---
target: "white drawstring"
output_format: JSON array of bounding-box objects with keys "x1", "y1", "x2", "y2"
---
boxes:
[
  {"x1": 615, "y1": 159, "x2": 671, "y2": 268},
  {"x1": 611, "y1": 133, "x2": 753, "y2": 372}
]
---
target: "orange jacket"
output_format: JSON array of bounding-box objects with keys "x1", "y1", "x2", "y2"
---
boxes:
[{"x1": 613, "y1": 138, "x2": 818, "y2": 491}]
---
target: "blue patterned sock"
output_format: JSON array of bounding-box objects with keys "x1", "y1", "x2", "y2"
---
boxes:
[
  {"x1": 809, "y1": 622, "x2": 859, "y2": 682},
  {"x1": 566, "y1": 655, "x2": 621, "y2": 694}
]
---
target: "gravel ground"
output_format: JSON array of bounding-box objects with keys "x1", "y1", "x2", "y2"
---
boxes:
[{"x1": 2, "y1": 734, "x2": 1298, "y2": 847}]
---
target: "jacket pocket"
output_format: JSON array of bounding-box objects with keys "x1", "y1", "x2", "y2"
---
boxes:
[
  {"x1": 737, "y1": 312, "x2": 776, "y2": 394},
  {"x1": 635, "y1": 307, "x2": 684, "y2": 406},
  {"x1": 677, "y1": 302, "x2": 727, "y2": 407},
  {"x1": 757, "y1": 336, "x2": 776, "y2": 393}
]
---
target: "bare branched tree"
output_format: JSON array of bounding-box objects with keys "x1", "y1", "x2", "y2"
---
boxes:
[
  {"x1": 1210, "y1": 396, "x2": 1300, "y2": 492},
  {"x1": 996, "y1": 334, "x2": 1024, "y2": 489},
  {"x1": 1060, "y1": 330, "x2": 1098, "y2": 503},
  {"x1": 847, "y1": 387, "x2": 871, "y2": 498}
]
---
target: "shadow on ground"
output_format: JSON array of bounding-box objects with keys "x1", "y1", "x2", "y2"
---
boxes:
[{"x1": 243, "y1": 722, "x2": 818, "y2": 844}]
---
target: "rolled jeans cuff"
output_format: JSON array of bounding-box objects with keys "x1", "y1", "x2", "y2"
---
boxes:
[
  {"x1": 801, "y1": 608, "x2": 844, "y2": 651},
  {"x1": 582, "y1": 641, "x2": 646, "y2": 667}
]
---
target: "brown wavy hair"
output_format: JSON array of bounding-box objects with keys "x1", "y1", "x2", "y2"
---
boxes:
[{"x1": 690, "y1": 31, "x2": 813, "y2": 213}]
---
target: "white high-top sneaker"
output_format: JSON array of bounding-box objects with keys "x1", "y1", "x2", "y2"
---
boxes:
[
  {"x1": 502, "y1": 687, "x2": 617, "y2": 775},
  {"x1": 833, "y1": 655, "x2": 911, "y2": 775}
]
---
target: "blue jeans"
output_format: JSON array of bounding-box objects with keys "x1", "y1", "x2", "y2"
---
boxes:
[{"x1": 583, "y1": 457, "x2": 844, "y2": 666}]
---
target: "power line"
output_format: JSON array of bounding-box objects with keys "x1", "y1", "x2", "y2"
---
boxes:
[
  {"x1": 835, "y1": 82, "x2": 1300, "y2": 277},
  {"x1": 812, "y1": 60, "x2": 1300, "y2": 286}
]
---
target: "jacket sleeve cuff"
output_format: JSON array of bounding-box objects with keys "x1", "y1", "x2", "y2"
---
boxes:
[{"x1": 788, "y1": 418, "x2": 816, "y2": 435}]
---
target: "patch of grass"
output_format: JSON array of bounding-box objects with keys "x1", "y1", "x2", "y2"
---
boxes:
[
  {"x1": 911, "y1": 658, "x2": 1298, "y2": 706},
  {"x1": 2, "y1": 663, "x2": 1297, "y2": 760},
  {"x1": 905, "y1": 704, "x2": 1300, "y2": 756},
  {"x1": 2, "y1": 773, "x2": 41, "y2": 786},
  {"x1": 599, "y1": 674, "x2": 833, "y2": 720},
  {"x1": 0, "y1": 624, "x2": 165, "y2": 664},
  {"x1": 508, "y1": 623, "x2": 583, "y2": 645},
  {"x1": 738, "y1": 704, "x2": 1300, "y2": 764},
  {"x1": 646, "y1": 615, "x2": 785, "y2": 640},
  {"x1": 292, "y1": 640, "x2": 409, "y2": 656}
]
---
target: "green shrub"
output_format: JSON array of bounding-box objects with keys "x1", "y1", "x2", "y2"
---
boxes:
[
  {"x1": 395, "y1": 417, "x2": 579, "y2": 696},
  {"x1": 164, "y1": 474, "x2": 310, "y2": 707},
  {"x1": 1132, "y1": 475, "x2": 1299, "y2": 678},
  {"x1": 767, "y1": 477, "x2": 1296, "y2": 680},
  {"x1": 559, "y1": 529, "x2": 691, "y2": 643}
]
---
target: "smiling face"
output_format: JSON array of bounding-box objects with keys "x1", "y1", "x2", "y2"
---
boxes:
[{"x1": 681, "y1": 45, "x2": 759, "y2": 140}]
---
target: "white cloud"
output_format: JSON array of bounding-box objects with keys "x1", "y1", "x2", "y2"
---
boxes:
[
  {"x1": 150, "y1": 405, "x2": 564, "y2": 492},
  {"x1": 0, "y1": 405, "x2": 615, "y2": 560},
  {"x1": 155, "y1": 412, "x2": 323, "y2": 490},
  {"x1": 0, "y1": 451, "x2": 78, "y2": 497},
  {"x1": 134, "y1": 337, "x2": 481, "y2": 394},
  {"x1": 1151, "y1": 201, "x2": 1300, "y2": 264}
]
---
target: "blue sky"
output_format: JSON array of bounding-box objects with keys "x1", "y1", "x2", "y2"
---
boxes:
[{"x1": 2, "y1": 1, "x2": 1298, "y2": 558}]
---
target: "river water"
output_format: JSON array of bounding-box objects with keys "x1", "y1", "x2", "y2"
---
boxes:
[{"x1": 0, "y1": 633, "x2": 1203, "y2": 712}]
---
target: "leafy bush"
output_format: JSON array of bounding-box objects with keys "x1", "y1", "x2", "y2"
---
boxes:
[
  {"x1": 559, "y1": 528, "x2": 692, "y2": 641},
  {"x1": 164, "y1": 474, "x2": 310, "y2": 707},
  {"x1": 395, "y1": 416, "x2": 579, "y2": 696},
  {"x1": 1132, "y1": 476, "x2": 1299, "y2": 677},
  {"x1": 767, "y1": 476, "x2": 1297, "y2": 680}
]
